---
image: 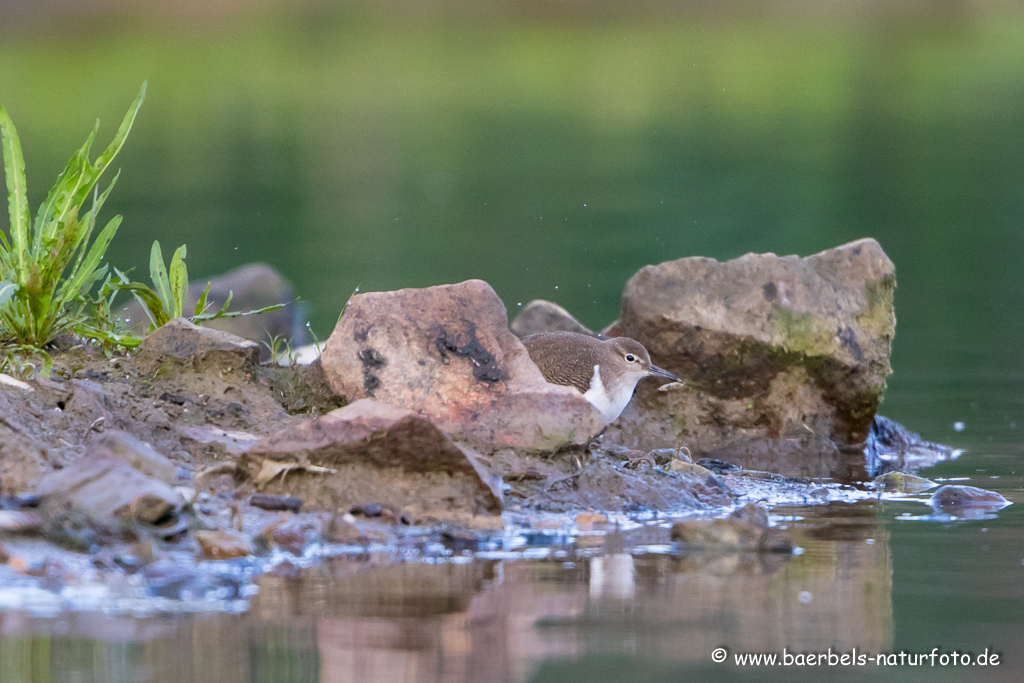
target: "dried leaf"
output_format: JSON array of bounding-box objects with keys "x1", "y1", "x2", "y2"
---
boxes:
[{"x1": 254, "y1": 459, "x2": 336, "y2": 489}]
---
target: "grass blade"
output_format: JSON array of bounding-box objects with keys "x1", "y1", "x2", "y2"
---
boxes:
[
  {"x1": 0, "y1": 105, "x2": 31, "y2": 277},
  {"x1": 119, "y1": 281, "x2": 169, "y2": 329},
  {"x1": 193, "y1": 280, "x2": 212, "y2": 317},
  {"x1": 37, "y1": 81, "x2": 144, "y2": 247},
  {"x1": 193, "y1": 301, "x2": 287, "y2": 321},
  {"x1": 60, "y1": 214, "x2": 121, "y2": 305},
  {"x1": 0, "y1": 281, "x2": 17, "y2": 307},
  {"x1": 66, "y1": 171, "x2": 119, "y2": 289},
  {"x1": 149, "y1": 240, "x2": 172, "y2": 311},
  {"x1": 93, "y1": 82, "x2": 146, "y2": 176},
  {"x1": 168, "y1": 244, "x2": 187, "y2": 319},
  {"x1": 33, "y1": 123, "x2": 97, "y2": 250}
]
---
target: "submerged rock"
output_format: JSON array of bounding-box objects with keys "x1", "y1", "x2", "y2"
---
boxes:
[
  {"x1": 509, "y1": 299, "x2": 596, "y2": 337},
  {"x1": 871, "y1": 471, "x2": 936, "y2": 494},
  {"x1": 929, "y1": 485, "x2": 1010, "y2": 517},
  {"x1": 605, "y1": 238, "x2": 896, "y2": 478},
  {"x1": 241, "y1": 399, "x2": 503, "y2": 525},
  {"x1": 319, "y1": 280, "x2": 604, "y2": 450},
  {"x1": 671, "y1": 503, "x2": 793, "y2": 552}
]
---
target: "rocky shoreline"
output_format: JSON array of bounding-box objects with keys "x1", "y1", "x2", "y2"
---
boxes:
[{"x1": 0, "y1": 238, "x2": 1003, "y2": 612}]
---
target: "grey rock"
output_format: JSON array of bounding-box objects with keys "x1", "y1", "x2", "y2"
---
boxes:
[
  {"x1": 605, "y1": 238, "x2": 896, "y2": 478},
  {"x1": 66, "y1": 379, "x2": 109, "y2": 425},
  {"x1": 195, "y1": 529, "x2": 252, "y2": 560},
  {"x1": 929, "y1": 485, "x2": 1010, "y2": 515},
  {"x1": 96, "y1": 430, "x2": 178, "y2": 484},
  {"x1": 865, "y1": 415, "x2": 956, "y2": 475},
  {"x1": 137, "y1": 318, "x2": 261, "y2": 368},
  {"x1": 509, "y1": 299, "x2": 596, "y2": 337},
  {"x1": 35, "y1": 452, "x2": 181, "y2": 534}
]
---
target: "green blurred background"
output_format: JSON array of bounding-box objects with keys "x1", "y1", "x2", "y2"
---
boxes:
[{"x1": 2, "y1": 1, "x2": 1024, "y2": 680}]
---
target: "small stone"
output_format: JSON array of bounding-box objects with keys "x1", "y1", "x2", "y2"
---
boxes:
[
  {"x1": 250, "y1": 493, "x2": 303, "y2": 513},
  {"x1": 670, "y1": 461, "x2": 714, "y2": 478},
  {"x1": 696, "y1": 459, "x2": 742, "y2": 474},
  {"x1": 871, "y1": 471, "x2": 936, "y2": 494},
  {"x1": 35, "y1": 454, "x2": 181, "y2": 528},
  {"x1": 66, "y1": 379, "x2": 108, "y2": 425},
  {"x1": 138, "y1": 318, "x2": 260, "y2": 368},
  {"x1": 671, "y1": 503, "x2": 791, "y2": 552},
  {"x1": 325, "y1": 517, "x2": 372, "y2": 545},
  {"x1": 97, "y1": 431, "x2": 178, "y2": 484},
  {"x1": 195, "y1": 529, "x2": 252, "y2": 560},
  {"x1": 929, "y1": 485, "x2": 1010, "y2": 514},
  {"x1": 265, "y1": 517, "x2": 317, "y2": 554},
  {"x1": 576, "y1": 513, "x2": 610, "y2": 530}
]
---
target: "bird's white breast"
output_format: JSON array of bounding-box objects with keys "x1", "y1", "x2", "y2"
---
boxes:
[{"x1": 582, "y1": 365, "x2": 638, "y2": 424}]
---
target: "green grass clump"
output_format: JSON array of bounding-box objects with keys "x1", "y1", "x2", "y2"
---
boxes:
[
  {"x1": 1, "y1": 83, "x2": 290, "y2": 368},
  {"x1": 0, "y1": 82, "x2": 146, "y2": 349}
]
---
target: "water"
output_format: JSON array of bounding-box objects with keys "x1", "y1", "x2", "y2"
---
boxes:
[{"x1": 1, "y1": 1, "x2": 1024, "y2": 681}]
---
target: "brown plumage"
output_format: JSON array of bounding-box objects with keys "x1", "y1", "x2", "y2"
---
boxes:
[{"x1": 521, "y1": 331, "x2": 683, "y2": 423}]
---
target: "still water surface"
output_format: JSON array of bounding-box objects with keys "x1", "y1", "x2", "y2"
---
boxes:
[{"x1": 0, "y1": 2, "x2": 1023, "y2": 681}]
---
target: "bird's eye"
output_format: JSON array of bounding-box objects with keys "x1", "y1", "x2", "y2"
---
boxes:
[{"x1": 625, "y1": 354, "x2": 637, "y2": 362}]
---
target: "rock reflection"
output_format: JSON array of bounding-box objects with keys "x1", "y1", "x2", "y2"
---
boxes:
[{"x1": 0, "y1": 504, "x2": 894, "y2": 683}]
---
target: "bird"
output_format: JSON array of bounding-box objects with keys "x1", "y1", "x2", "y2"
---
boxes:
[{"x1": 521, "y1": 331, "x2": 683, "y2": 424}]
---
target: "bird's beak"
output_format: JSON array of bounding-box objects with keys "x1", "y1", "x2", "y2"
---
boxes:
[{"x1": 647, "y1": 364, "x2": 684, "y2": 384}]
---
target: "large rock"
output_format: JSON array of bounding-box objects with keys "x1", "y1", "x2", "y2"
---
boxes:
[
  {"x1": 241, "y1": 399, "x2": 503, "y2": 525},
  {"x1": 320, "y1": 280, "x2": 605, "y2": 450},
  {"x1": 605, "y1": 238, "x2": 896, "y2": 478}
]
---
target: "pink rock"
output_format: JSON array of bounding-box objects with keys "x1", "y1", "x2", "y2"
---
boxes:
[
  {"x1": 320, "y1": 280, "x2": 604, "y2": 451},
  {"x1": 242, "y1": 399, "x2": 503, "y2": 521}
]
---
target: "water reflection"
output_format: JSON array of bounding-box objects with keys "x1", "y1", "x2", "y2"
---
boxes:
[{"x1": 0, "y1": 504, "x2": 898, "y2": 683}]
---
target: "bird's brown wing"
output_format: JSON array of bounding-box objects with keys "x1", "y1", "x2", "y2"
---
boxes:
[{"x1": 521, "y1": 333, "x2": 598, "y2": 394}]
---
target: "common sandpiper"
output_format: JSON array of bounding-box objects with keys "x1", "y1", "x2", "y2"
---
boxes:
[{"x1": 521, "y1": 331, "x2": 683, "y2": 423}]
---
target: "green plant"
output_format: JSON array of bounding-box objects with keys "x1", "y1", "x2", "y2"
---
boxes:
[
  {"x1": 0, "y1": 82, "x2": 147, "y2": 348},
  {"x1": 113, "y1": 239, "x2": 287, "y2": 332},
  {"x1": 260, "y1": 332, "x2": 297, "y2": 366}
]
